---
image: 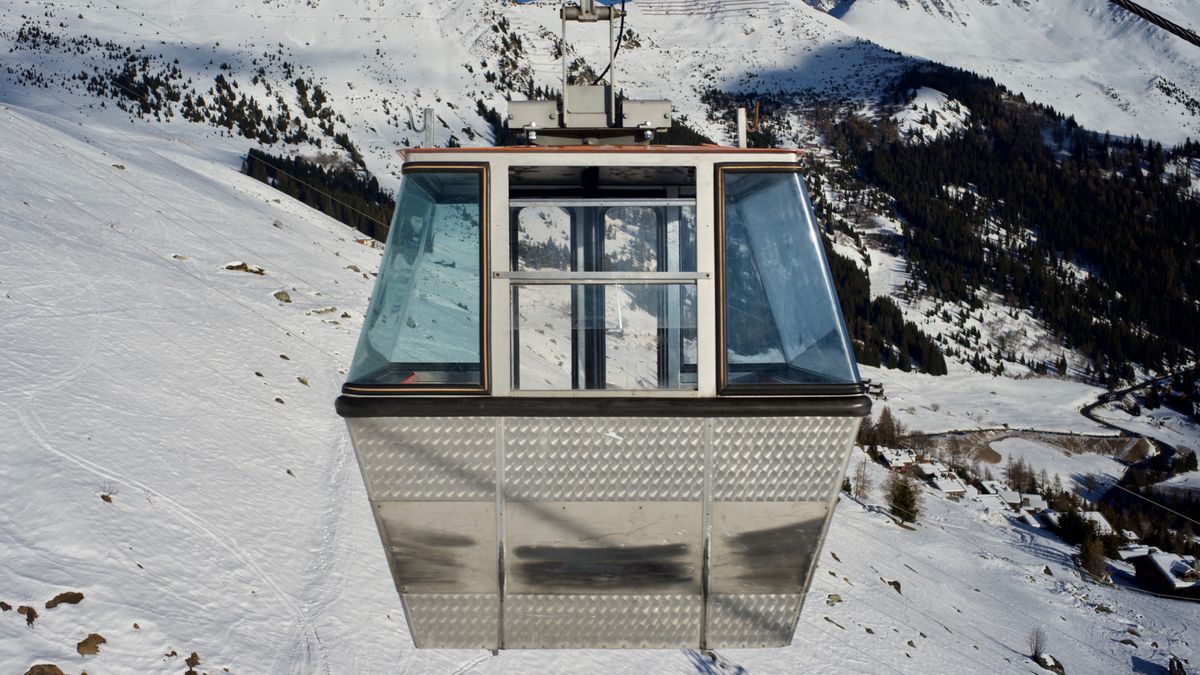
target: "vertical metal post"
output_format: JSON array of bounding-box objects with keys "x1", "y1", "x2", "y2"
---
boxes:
[
  {"x1": 664, "y1": 186, "x2": 681, "y2": 388},
  {"x1": 736, "y1": 107, "x2": 747, "y2": 149},
  {"x1": 494, "y1": 419, "x2": 507, "y2": 651},
  {"x1": 423, "y1": 107, "x2": 435, "y2": 147},
  {"x1": 608, "y1": 8, "x2": 616, "y2": 126},
  {"x1": 562, "y1": 11, "x2": 569, "y2": 109}
]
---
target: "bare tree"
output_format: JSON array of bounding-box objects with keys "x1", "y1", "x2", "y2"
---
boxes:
[
  {"x1": 1028, "y1": 626, "x2": 1048, "y2": 657},
  {"x1": 852, "y1": 461, "x2": 872, "y2": 501},
  {"x1": 946, "y1": 436, "x2": 967, "y2": 470}
]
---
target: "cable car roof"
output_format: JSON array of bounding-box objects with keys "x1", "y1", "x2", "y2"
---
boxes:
[{"x1": 398, "y1": 145, "x2": 801, "y2": 161}]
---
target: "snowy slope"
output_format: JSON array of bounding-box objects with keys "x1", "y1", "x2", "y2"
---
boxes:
[
  {"x1": 3, "y1": 103, "x2": 1196, "y2": 673},
  {"x1": 799, "y1": 450, "x2": 1198, "y2": 675},
  {"x1": 3, "y1": 0, "x2": 1196, "y2": 207},
  {"x1": 1093, "y1": 401, "x2": 1200, "y2": 453},
  {"x1": 891, "y1": 86, "x2": 970, "y2": 143},
  {"x1": 828, "y1": 0, "x2": 1200, "y2": 143},
  {"x1": 0, "y1": 102, "x2": 406, "y2": 673},
  {"x1": 0, "y1": 0, "x2": 912, "y2": 191}
]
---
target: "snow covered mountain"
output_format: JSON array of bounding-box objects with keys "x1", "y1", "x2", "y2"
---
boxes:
[
  {"x1": 824, "y1": 0, "x2": 1200, "y2": 142},
  {"x1": 3, "y1": 1, "x2": 1200, "y2": 673},
  {"x1": 2, "y1": 95, "x2": 1197, "y2": 675},
  {"x1": 3, "y1": 0, "x2": 1197, "y2": 192}
]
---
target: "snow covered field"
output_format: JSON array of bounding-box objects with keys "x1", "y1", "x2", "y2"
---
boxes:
[
  {"x1": 987, "y1": 437, "x2": 1127, "y2": 494},
  {"x1": 0, "y1": 102, "x2": 402, "y2": 672},
  {"x1": 863, "y1": 364, "x2": 1106, "y2": 435},
  {"x1": 2, "y1": 103, "x2": 1196, "y2": 674}
]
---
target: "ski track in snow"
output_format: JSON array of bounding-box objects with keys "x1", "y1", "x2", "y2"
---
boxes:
[{"x1": 11, "y1": 403, "x2": 332, "y2": 675}]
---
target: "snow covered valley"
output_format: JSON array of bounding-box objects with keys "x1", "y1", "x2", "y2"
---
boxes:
[{"x1": 1, "y1": 100, "x2": 1198, "y2": 674}]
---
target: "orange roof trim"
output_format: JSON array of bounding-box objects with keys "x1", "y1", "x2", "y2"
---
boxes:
[{"x1": 397, "y1": 145, "x2": 801, "y2": 160}]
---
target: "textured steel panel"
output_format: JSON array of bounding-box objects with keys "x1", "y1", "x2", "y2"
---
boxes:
[
  {"x1": 344, "y1": 413, "x2": 861, "y2": 649},
  {"x1": 376, "y1": 501, "x2": 498, "y2": 594},
  {"x1": 506, "y1": 501, "x2": 701, "y2": 595},
  {"x1": 403, "y1": 594, "x2": 498, "y2": 649},
  {"x1": 706, "y1": 594, "x2": 801, "y2": 648},
  {"x1": 709, "y1": 501, "x2": 827, "y2": 594},
  {"x1": 712, "y1": 416, "x2": 859, "y2": 501},
  {"x1": 348, "y1": 417, "x2": 495, "y2": 501},
  {"x1": 505, "y1": 417, "x2": 704, "y2": 501},
  {"x1": 506, "y1": 594, "x2": 701, "y2": 648}
]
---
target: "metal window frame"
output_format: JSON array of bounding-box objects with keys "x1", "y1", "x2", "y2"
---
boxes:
[
  {"x1": 342, "y1": 162, "x2": 492, "y2": 395},
  {"x1": 714, "y1": 163, "x2": 865, "y2": 397},
  {"x1": 506, "y1": 186, "x2": 703, "y2": 395}
]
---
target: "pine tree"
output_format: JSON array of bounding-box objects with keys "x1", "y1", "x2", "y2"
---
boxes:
[
  {"x1": 1080, "y1": 535, "x2": 1107, "y2": 580},
  {"x1": 886, "y1": 470, "x2": 922, "y2": 523},
  {"x1": 876, "y1": 407, "x2": 897, "y2": 448}
]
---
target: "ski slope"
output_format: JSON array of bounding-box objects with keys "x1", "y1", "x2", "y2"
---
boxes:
[
  {"x1": 2, "y1": 103, "x2": 1196, "y2": 674},
  {"x1": 829, "y1": 0, "x2": 1200, "y2": 143}
]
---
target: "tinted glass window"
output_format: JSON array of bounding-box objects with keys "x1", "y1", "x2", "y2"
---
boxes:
[
  {"x1": 512, "y1": 283, "x2": 697, "y2": 390},
  {"x1": 722, "y1": 170, "x2": 858, "y2": 386},
  {"x1": 509, "y1": 196, "x2": 697, "y2": 391},
  {"x1": 347, "y1": 170, "x2": 484, "y2": 387},
  {"x1": 510, "y1": 204, "x2": 696, "y2": 273}
]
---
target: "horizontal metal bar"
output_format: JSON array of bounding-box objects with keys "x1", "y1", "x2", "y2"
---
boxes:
[
  {"x1": 508, "y1": 199, "x2": 696, "y2": 207},
  {"x1": 506, "y1": 389, "x2": 699, "y2": 398},
  {"x1": 498, "y1": 271, "x2": 707, "y2": 284},
  {"x1": 336, "y1": 393, "x2": 872, "y2": 418}
]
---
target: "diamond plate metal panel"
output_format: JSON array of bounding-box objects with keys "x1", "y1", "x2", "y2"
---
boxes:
[
  {"x1": 505, "y1": 417, "x2": 704, "y2": 501},
  {"x1": 712, "y1": 416, "x2": 859, "y2": 502},
  {"x1": 345, "y1": 411, "x2": 860, "y2": 649},
  {"x1": 706, "y1": 593, "x2": 801, "y2": 648},
  {"x1": 403, "y1": 593, "x2": 498, "y2": 649},
  {"x1": 347, "y1": 417, "x2": 495, "y2": 501},
  {"x1": 505, "y1": 594, "x2": 701, "y2": 648}
]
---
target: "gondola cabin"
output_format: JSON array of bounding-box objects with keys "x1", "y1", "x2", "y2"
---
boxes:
[{"x1": 336, "y1": 0, "x2": 869, "y2": 651}]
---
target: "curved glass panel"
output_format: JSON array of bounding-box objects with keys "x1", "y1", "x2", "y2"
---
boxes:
[
  {"x1": 347, "y1": 169, "x2": 484, "y2": 388},
  {"x1": 721, "y1": 170, "x2": 859, "y2": 387}
]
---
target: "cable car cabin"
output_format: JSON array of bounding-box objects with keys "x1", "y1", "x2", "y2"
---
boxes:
[{"x1": 336, "y1": 145, "x2": 870, "y2": 650}]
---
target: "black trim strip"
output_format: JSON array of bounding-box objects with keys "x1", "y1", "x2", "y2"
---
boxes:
[
  {"x1": 719, "y1": 383, "x2": 866, "y2": 397},
  {"x1": 336, "y1": 394, "x2": 871, "y2": 418}
]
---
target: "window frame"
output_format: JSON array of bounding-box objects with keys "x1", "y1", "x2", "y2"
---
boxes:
[
  {"x1": 342, "y1": 162, "x2": 491, "y2": 396},
  {"x1": 715, "y1": 163, "x2": 863, "y2": 397},
  {"x1": 505, "y1": 196, "x2": 701, "y2": 393}
]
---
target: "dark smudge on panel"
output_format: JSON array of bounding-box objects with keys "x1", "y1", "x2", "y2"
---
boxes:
[
  {"x1": 514, "y1": 543, "x2": 694, "y2": 590},
  {"x1": 727, "y1": 520, "x2": 822, "y2": 592}
]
